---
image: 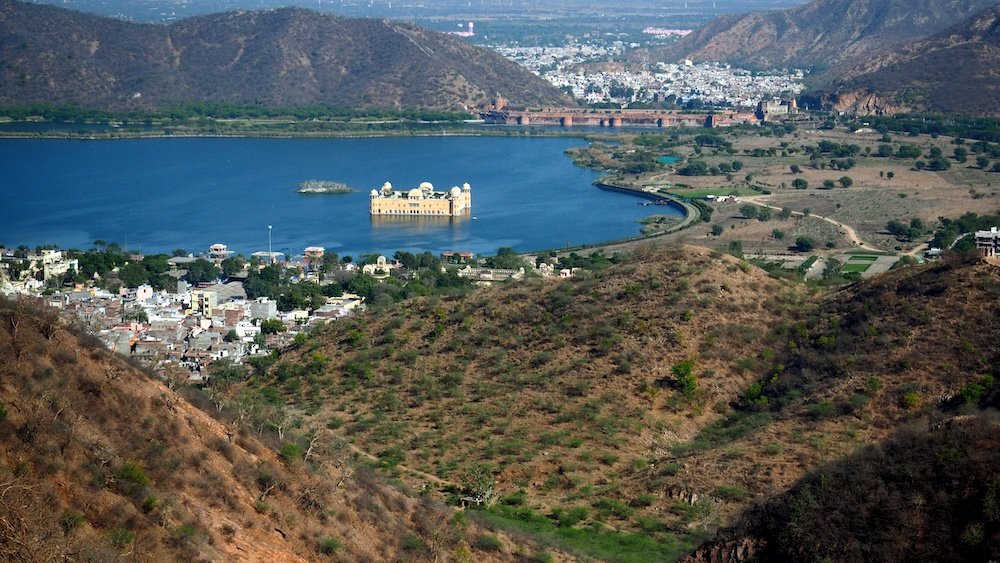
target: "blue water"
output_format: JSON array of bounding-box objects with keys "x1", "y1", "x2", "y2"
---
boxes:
[{"x1": 0, "y1": 136, "x2": 680, "y2": 257}]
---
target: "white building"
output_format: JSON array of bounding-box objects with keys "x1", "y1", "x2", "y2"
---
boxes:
[{"x1": 975, "y1": 227, "x2": 1000, "y2": 257}]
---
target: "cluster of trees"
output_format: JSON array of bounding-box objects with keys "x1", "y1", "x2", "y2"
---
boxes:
[
  {"x1": 611, "y1": 149, "x2": 662, "y2": 174},
  {"x1": 886, "y1": 218, "x2": 926, "y2": 241},
  {"x1": 809, "y1": 141, "x2": 861, "y2": 158},
  {"x1": 483, "y1": 247, "x2": 530, "y2": 270},
  {"x1": 820, "y1": 176, "x2": 854, "y2": 189},
  {"x1": 860, "y1": 114, "x2": 1000, "y2": 143},
  {"x1": 931, "y1": 212, "x2": 1000, "y2": 250},
  {"x1": 676, "y1": 160, "x2": 743, "y2": 177}
]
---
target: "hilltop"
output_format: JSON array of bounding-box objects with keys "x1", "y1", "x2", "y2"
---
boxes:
[
  {"x1": 0, "y1": 297, "x2": 556, "y2": 561},
  {"x1": 660, "y1": 0, "x2": 997, "y2": 71},
  {"x1": 0, "y1": 0, "x2": 569, "y2": 111},
  {"x1": 818, "y1": 4, "x2": 1000, "y2": 116}
]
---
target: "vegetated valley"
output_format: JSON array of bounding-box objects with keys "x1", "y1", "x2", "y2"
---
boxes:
[{"x1": 11, "y1": 243, "x2": 986, "y2": 561}]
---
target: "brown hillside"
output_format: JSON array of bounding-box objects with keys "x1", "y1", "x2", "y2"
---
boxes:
[
  {"x1": 261, "y1": 246, "x2": 1000, "y2": 560},
  {"x1": 637, "y1": 252, "x2": 1000, "y2": 556},
  {"x1": 689, "y1": 415, "x2": 1000, "y2": 562},
  {"x1": 819, "y1": 4, "x2": 1000, "y2": 116},
  {"x1": 0, "y1": 297, "x2": 548, "y2": 561},
  {"x1": 262, "y1": 244, "x2": 811, "y2": 553},
  {"x1": 657, "y1": 0, "x2": 997, "y2": 71},
  {"x1": 0, "y1": 0, "x2": 570, "y2": 111}
]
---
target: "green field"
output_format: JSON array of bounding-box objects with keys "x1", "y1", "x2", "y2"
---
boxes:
[
  {"x1": 841, "y1": 262, "x2": 873, "y2": 273},
  {"x1": 845, "y1": 255, "x2": 879, "y2": 262}
]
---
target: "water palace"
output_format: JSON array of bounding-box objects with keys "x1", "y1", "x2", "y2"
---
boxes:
[{"x1": 369, "y1": 181, "x2": 472, "y2": 217}]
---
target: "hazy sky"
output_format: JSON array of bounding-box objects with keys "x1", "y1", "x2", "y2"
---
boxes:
[{"x1": 27, "y1": 0, "x2": 811, "y2": 23}]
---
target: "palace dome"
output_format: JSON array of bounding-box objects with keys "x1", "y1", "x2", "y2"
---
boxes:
[
  {"x1": 419, "y1": 181, "x2": 434, "y2": 191},
  {"x1": 408, "y1": 188, "x2": 424, "y2": 199}
]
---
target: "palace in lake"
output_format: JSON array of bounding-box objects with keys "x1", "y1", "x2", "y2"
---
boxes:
[{"x1": 369, "y1": 181, "x2": 471, "y2": 217}]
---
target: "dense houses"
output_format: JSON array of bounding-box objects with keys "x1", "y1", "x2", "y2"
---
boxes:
[
  {"x1": 1, "y1": 244, "x2": 581, "y2": 382},
  {"x1": 0, "y1": 245, "x2": 364, "y2": 383},
  {"x1": 493, "y1": 40, "x2": 804, "y2": 108}
]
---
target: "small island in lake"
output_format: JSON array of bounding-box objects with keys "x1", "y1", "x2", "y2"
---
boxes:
[{"x1": 297, "y1": 180, "x2": 357, "y2": 194}]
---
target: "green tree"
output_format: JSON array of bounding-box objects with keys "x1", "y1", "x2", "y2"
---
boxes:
[
  {"x1": 789, "y1": 164, "x2": 802, "y2": 174},
  {"x1": 260, "y1": 319, "x2": 287, "y2": 334},
  {"x1": 739, "y1": 204, "x2": 758, "y2": 220},
  {"x1": 839, "y1": 176, "x2": 853, "y2": 188},
  {"x1": 186, "y1": 259, "x2": 220, "y2": 284},
  {"x1": 822, "y1": 179, "x2": 835, "y2": 189},
  {"x1": 711, "y1": 224, "x2": 724, "y2": 236},
  {"x1": 772, "y1": 229, "x2": 785, "y2": 240},
  {"x1": 795, "y1": 236, "x2": 816, "y2": 252},
  {"x1": 757, "y1": 207, "x2": 772, "y2": 222},
  {"x1": 792, "y1": 178, "x2": 808, "y2": 189},
  {"x1": 778, "y1": 207, "x2": 792, "y2": 220},
  {"x1": 671, "y1": 359, "x2": 698, "y2": 399},
  {"x1": 118, "y1": 262, "x2": 149, "y2": 288},
  {"x1": 954, "y1": 147, "x2": 968, "y2": 163},
  {"x1": 484, "y1": 247, "x2": 528, "y2": 270},
  {"x1": 976, "y1": 156, "x2": 990, "y2": 169},
  {"x1": 221, "y1": 256, "x2": 246, "y2": 277}
]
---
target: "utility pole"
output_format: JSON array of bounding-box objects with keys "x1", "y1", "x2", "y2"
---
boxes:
[{"x1": 268, "y1": 225, "x2": 273, "y2": 265}]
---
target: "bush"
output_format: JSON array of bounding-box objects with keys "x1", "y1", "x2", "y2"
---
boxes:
[
  {"x1": 280, "y1": 442, "x2": 303, "y2": 463},
  {"x1": 550, "y1": 506, "x2": 589, "y2": 527},
  {"x1": 472, "y1": 534, "x2": 504, "y2": 551},
  {"x1": 108, "y1": 529, "x2": 135, "y2": 548},
  {"x1": 116, "y1": 460, "x2": 150, "y2": 488},
  {"x1": 592, "y1": 498, "x2": 634, "y2": 519},
  {"x1": 319, "y1": 537, "x2": 342, "y2": 555},
  {"x1": 714, "y1": 485, "x2": 749, "y2": 501},
  {"x1": 672, "y1": 359, "x2": 698, "y2": 398}
]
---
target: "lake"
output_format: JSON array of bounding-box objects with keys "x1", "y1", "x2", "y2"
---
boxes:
[{"x1": 0, "y1": 136, "x2": 681, "y2": 258}]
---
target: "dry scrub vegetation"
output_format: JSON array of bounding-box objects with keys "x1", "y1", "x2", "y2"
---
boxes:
[
  {"x1": 0, "y1": 298, "x2": 549, "y2": 562},
  {"x1": 265, "y1": 244, "x2": 812, "y2": 554},
  {"x1": 263, "y1": 247, "x2": 1000, "y2": 561}
]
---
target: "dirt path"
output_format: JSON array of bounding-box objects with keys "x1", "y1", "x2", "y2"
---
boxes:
[{"x1": 741, "y1": 195, "x2": 883, "y2": 252}]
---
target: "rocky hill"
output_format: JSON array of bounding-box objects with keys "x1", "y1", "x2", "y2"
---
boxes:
[
  {"x1": 0, "y1": 297, "x2": 551, "y2": 561},
  {"x1": 818, "y1": 4, "x2": 1000, "y2": 116},
  {"x1": 661, "y1": 0, "x2": 998, "y2": 71},
  {"x1": 0, "y1": 0, "x2": 569, "y2": 111}
]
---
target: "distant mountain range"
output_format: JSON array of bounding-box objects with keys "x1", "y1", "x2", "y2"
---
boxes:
[
  {"x1": 658, "y1": 0, "x2": 1000, "y2": 115},
  {"x1": 0, "y1": 0, "x2": 569, "y2": 111},
  {"x1": 664, "y1": 0, "x2": 998, "y2": 70},
  {"x1": 820, "y1": 3, "x2": 1000, "y2": 116}
]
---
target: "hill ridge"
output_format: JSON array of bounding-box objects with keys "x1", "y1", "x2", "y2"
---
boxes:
[
  {"x1": 661, "y1": 0, "x2": 999, "y2": 71},
  {"x1": 0, "y1": 0, "x2": 569, "y2": 111}
]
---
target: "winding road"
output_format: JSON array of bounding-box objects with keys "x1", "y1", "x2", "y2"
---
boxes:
[{"x1": 740, "y1": 194, "x2": 882, "y2": 252}]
